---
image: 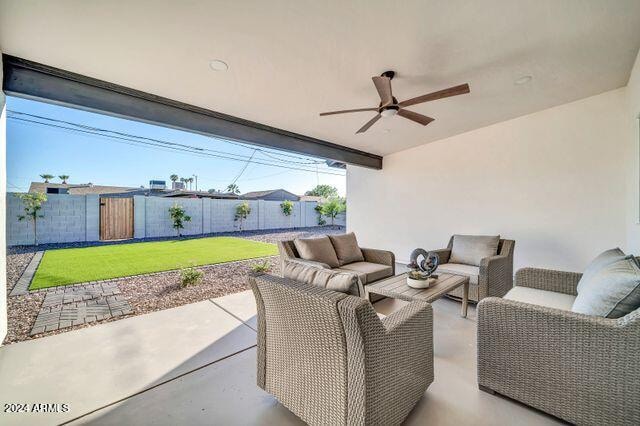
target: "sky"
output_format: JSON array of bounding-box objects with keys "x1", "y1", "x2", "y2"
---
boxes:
[{"x1": 6, "y1": 97, "x2": 346, "y2": 196}]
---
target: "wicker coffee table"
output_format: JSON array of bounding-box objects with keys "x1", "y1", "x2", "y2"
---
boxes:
[{"x1": 366, "y1": 273, "x2": 470, "y2": 318}]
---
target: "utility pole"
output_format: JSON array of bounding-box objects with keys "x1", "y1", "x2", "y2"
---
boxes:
[{"x1": 193, "y1": 174, "x2": 198, "y2": 192}]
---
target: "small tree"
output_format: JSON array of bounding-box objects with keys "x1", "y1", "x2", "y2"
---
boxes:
[
  {"x1": 58, "y1": 174, "x2": 70, "y2": 184},
  {"x1": 319, "y1": 197, "x2": 346, "y2": 226},
  {"x1": 280, "y1": 200, "x2": 294, "y2": 228},
  {"x1": 169, "y1": 174, "x2": 179, "y2": 183},
  {"x1": 234, "y1": 202, "x2": 252, "y2": 230},
  {"x1": 168, "y1": 203, "x2": 191, "y2": 237},
  {"x1": 186, "y1": 177, "x2": 194, "y2": 190},
  {"x1": 40, "y1": 174, "x2": 54, "y2": 183},
  {"x1": 17, "y1": 193, "x2": 48, "y2": 245}
]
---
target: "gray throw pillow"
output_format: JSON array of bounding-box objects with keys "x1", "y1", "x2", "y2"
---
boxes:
[
  {"x1": 329, "y1": 232, "x2": 364, "y2": 266},
  {"x1": 577, "y1": 248, "x2": 630, "y2": 293},
  {"x1": 293, "y1": 236, "x2": 340, "y2": 268},
  {"x1": 572, "y1": 257, "x2": 640, "y2": 318},
  {"x1": 449, "y1": 235, "x2": 500, "y2": 267},
  {"x1": 283, "y1": 261, "x2": 359, "y2": 295}
]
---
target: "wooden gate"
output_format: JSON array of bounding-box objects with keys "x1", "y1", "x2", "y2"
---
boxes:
[{"x1": 100, "y1": 197, "x2": 134, "y2": 240}]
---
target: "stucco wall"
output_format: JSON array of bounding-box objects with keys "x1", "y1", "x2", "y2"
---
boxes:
[
  {"x1": 1, "y1": 53, "x2": 7, "y2": 342},
  {"x1": 348, "y1": 88, "x2": 629, "y2": 273},
  {"x1": 626, "y1": 49, "x2": 640, "y2": 253}
]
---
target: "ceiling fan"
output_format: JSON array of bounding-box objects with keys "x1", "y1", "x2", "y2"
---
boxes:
[{"x1": 319, "y1": 71, "x2": 470, "y2": 134}]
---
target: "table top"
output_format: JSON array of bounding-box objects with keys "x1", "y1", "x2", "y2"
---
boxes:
[{"x1": 366, "y1": 272, "x2": 469, "y2": 303}]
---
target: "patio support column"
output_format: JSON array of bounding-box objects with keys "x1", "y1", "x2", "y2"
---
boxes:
[
  {"x1": 300, "y1": 201, "x2": 307, "y2": 228},
  {"x1": 85, "y1": 195, "x2": 100, "y2": 241},
  {"x1": 0, "y1": 51, "x2": 7, "y2": 342},
  {"x1": 133, "y1": 196, "x2": 146, "y2": 239},
  {"x1": 258, "y1": 200, "x2": 266, "y2": 230}
]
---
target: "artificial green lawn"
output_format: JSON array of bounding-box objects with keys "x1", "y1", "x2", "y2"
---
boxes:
[{"x1": 30, "y1": 236, "x2": 278, "y2": 290}]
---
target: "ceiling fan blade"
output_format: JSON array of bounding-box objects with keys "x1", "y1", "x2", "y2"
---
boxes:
[
  {"x1": 319, "y1": 107, "x2": 378, "y2": 116},
  {"x1": 399, "y1": 83, "x2": 470, "y2": 108},
  {"x1": 372, "y1": 76, "x2": 393, "y2": 106},
  {"x1": 397, "y1": 109, "x2": 435, "y2": 126},
  {"x1": 356, "y1": 114, "x2": 381, "y2": 134}
]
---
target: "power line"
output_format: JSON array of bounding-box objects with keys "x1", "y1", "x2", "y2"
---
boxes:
[
  {"x1": 9, "y1": 110, "x2": 326, "y2": 166},
  {"x1": 228, "y1": 149, "x2": 256, "y2": 188},
  {"x1": 7, "y1": 114, "x2": 346, "y2": 177}
]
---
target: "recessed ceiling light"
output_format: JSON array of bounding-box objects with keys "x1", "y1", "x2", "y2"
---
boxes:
[
  {"x1": 209, "y1": 59, "x2": 229, "y2": 72},
  {"x1": 514, "y1": 75, "x2": 532, "y2": 85}
]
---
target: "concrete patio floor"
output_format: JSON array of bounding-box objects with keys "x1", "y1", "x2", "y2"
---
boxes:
[{"x1": 0, "y1": 288, "x2": 564, "y2": 425}]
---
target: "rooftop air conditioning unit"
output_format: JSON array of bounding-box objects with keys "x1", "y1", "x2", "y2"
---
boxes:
[{"x1": 149, "y1": 180, "x2": 167, "y2": 190}]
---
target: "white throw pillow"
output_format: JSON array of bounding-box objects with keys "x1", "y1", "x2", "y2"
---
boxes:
[
  {"x1": 572, "y1": 257, "x2": 640, "y2": 318},
  {"x1": 577, "y1": 248, "x2": 629, "y2": 293}
]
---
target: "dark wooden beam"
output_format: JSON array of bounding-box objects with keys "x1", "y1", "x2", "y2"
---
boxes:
[{"x1": 2, "y1": 54, "x2": 382, "y2": 169}]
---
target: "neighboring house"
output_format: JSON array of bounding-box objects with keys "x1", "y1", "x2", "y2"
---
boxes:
[
  {"x1": 162, "y1": 190, "x2": 239, "y2": 200},
  {"x1": 28, "y1": 182, "x2": 239, "y2": 199},
  {"x1": 29, "y1": 182, "x2": 139, "y2": 196},
  {"x1": 241, "y1": 189, "x2": 300, "y2": 201}
]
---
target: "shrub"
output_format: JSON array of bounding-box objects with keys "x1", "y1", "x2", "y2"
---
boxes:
[
  {"x1": 251, "y1": 260, "x2": 271, "y2": 275},
  {"x1": 234, "y1": 202, "x2": 252, "y2": 230},
  {"x1": 180, "y1": 264, "x2": 203, "y2": 287},
  {"x1": 168, "y1": 203, "x2": 191, "y2": 236},
  {"x1": 280, "y1": 200, "x2": 294, "y2": 227},
  {"x1": 318, "y1": 197, "x2": 346, "y2": 226}
]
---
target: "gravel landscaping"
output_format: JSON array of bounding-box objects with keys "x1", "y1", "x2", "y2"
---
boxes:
[{"x1": 4, "y1": 226, "x2": 344, "y2": 345}]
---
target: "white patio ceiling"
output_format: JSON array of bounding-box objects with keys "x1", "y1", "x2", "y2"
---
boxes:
[{"x1": 1, "y1": 0, "x2": 640, "y2": 157}]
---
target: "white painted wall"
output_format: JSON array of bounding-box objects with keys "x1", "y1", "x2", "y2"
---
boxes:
[
  {"x1": 348, "y1": 88, "x2": 629, "y2": 273},
  {"x1": 0, "y1": 52, "x2": 7, "y2": 342},
  {"x1": 626, "y1": 49, "x2": 640, "y2": 253}
]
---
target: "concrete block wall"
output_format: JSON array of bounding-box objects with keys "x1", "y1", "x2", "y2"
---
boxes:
[
  {"x1": 7, "y1": 193, "x2": 95, "y2": 245},
  {"x1": 7, "y1": 194, "x2": 343, "y2": 246},
  {"x1": 144, "y1": 197, "x2": 204, "y2": 238}
]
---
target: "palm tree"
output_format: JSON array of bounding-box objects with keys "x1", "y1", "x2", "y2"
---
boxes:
[
  {"x1": 185, "y1": 177, "x2": 194, "y2": 190},
  {"x1": 39, "y1": 174, "x2": 54, "y2": 183},
  {"x1": 58, "y1": 175, "x2": 70, "y2": 184},
  {"x1": 169, "y1": 174, "x2": 179, "y2": 183},
  {"x1": 226, "y1": 183, "x2": 240, "y2": 194}
]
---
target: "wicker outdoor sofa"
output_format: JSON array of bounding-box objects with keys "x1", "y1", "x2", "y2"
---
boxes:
[
  {"x1": 477, "y1": 266, "x2": 640, "y2": 425},
  {"x1": 249, "y1": 274, "x2": 433, "y2": 426}
]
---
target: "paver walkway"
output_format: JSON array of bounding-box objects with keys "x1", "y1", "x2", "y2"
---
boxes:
[
  {"x1": 31, "y1": 282, "x2": 133, "y2": 335},
  {"x1": 9, "y1": 251, "x2": 44, "y2": 296}
]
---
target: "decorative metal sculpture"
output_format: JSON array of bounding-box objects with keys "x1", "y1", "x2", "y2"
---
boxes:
[{"x1": 408, "y1": 248, "x2": 439, "y2": 276}]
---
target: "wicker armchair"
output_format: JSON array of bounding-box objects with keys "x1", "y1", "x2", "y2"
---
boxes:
[
  {"x1": 477, "y1": 267, "x2": 640, "y2": 425},
  {"x1": 430, "y1": 236, "x2": 515, "y2": 302},
  {"x1": 249, "y1": 274, "x2": 433, "y2": 426}
]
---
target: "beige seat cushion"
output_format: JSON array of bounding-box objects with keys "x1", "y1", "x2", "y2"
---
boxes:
[
  {"x1": 293, "y1": 236, "x2": 340, "y2": 268},
  {"x1": 449, "y1": 235, "x2": 500, "y2": 266},
  {"x1": 328, "y1": 232, "x2": 364, "y2": 266},
  {"x1": 437, "y1": 263, "x2": 480, "y2": 285},
  {"x1": 336, "y1": 261, "x2": 393, "y2": 284},
  {"x1": 504, "y1": 286, "x2": 576, "y2": 311}
]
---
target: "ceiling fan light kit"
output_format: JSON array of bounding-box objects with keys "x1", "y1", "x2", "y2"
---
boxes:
[{"x1": 320, "y1": 70, "x2": 470, "y2": 134}]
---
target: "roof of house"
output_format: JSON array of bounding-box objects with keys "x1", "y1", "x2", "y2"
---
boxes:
[
  {"x1": 161, "y1": 190, "x2": 239, "y2": 199},
  {"x1": 241, "y1": 189, "x2": 299, "y2": 199},
  {"x1": 28, "y1": 182, "x2": 139, "y2": 195}
]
